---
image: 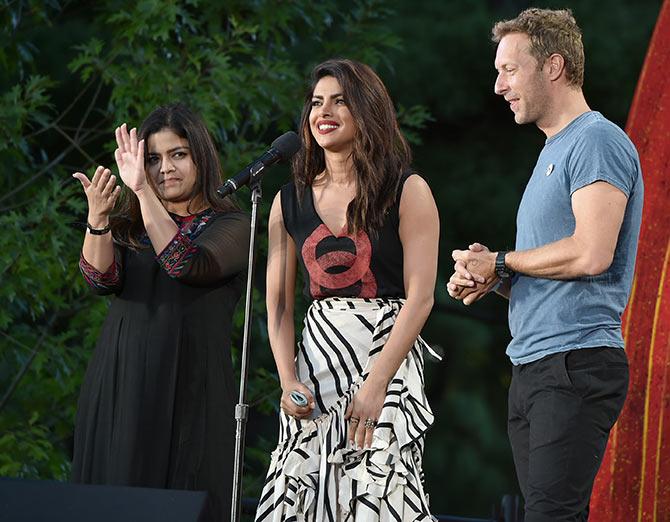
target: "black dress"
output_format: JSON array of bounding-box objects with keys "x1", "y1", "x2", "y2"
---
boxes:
[{"x1": 72, "y1": 208, "x2": 250, "y2": 522}]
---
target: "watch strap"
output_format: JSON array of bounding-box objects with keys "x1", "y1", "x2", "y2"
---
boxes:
[
  {"x1": 495, "y1": 250, "x2": 514, "y2": 278},
  {"x1": 87, "y1": 222, "x2": 111, "y2": 235}
]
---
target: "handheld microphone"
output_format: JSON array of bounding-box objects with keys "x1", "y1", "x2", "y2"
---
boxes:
[{"x1": 217, "y1": 131, "x2": 301, "y2": 197}]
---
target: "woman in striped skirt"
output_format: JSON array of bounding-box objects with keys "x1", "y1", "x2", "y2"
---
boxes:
[{"x1": 256, "y1": 58, "x2": 440, "y2": 521}]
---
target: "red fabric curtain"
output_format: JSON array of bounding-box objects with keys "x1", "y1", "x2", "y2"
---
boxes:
[{"x1": 590, "y1": 1, "x2": 670, "y2": 519}]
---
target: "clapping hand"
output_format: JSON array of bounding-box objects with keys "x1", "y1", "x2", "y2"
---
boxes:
[
  {"x1": 114, "y1": 123, "x2": 147, "y2": 194},
  {"x1": 72, "y1": 166, "x2": 121, "y2": 225}
]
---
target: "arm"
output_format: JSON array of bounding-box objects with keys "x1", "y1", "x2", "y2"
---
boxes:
[
  {"x1": 79, "y1": 248, "x2": 123, "y2": 295},
  {"x1": 451, "y1": 181, "x2": 628, "y2": 305},
  {"x1": 349, "y1": 175, "x2": 439, "y2": 448},
  {"x1": 266, "y1": 192, "x2": 315, "y2": 418},
  {"x1": 114, "y1": 123, "x2": 180, "y2": 254},
  {"x1": 156, "y1": 211, "x2": 250, "y2": 285},
  {"x1": 368, "y1": 176, "x2": 439, "y2": 386},
  {"x1": 73, "y1": 165, "x2": 123, "y2": 293},
  {"x1": 506, "y1": 181, "x2": 627, "y2": 277},
  {"x1": 73, "y1": 166, "x2": 121, "y2": 272},
  {"x1": 135, "y1": 189, "x2": 179, "y2": 254}
]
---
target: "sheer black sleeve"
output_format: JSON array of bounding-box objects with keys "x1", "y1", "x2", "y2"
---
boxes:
[{"x1": 156, "y1": 210, "x2": 250, "y2": 286}]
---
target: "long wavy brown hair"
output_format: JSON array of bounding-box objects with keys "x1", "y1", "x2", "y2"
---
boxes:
[
  {"x1": 292, "y1": 58, "x2": 411, "y2": 235},
  {"x1": 111, "y1": 103, "x2": 238, "y2": 248}
]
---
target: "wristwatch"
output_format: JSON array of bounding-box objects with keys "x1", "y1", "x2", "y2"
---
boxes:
[{"x1": 495, "y1": 251, "x2": 514, "y2": 279}]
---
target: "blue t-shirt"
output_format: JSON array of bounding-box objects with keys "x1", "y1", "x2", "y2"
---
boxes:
[{"x1": 507, "y1": 111, "x2": 643, "y2": 365}]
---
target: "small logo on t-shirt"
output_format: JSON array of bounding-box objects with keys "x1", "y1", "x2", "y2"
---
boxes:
[{"x1": 545, "y1": 163, "x2": 554, "y2": 177}]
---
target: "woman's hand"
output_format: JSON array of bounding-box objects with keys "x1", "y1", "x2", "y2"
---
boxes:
[
  {"x1": 345, "y1": 378, "x2": 387, "y2": 449},
  {"x1": 72, "y1": 166, "x2": 121, "y2": 226},
  {"x1": 280, "y1": 380, "x2": 315, "y2": 419},
  {"x1": 114, "y1": 123, "x2": 147, "y2": 194}
]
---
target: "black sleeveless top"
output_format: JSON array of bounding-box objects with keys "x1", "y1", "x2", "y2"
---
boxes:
[{"x1": 280, "y1": 172, "x2": 414, "y2": 301}]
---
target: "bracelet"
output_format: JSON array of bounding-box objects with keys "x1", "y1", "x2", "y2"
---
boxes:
[{"x1": 86, "y1": 222, "x2": 111, "y2": 235}]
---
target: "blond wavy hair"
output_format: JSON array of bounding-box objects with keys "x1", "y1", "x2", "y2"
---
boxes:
[{"x1": 492, "y1": 8, "x2": 585, "y2": 88}]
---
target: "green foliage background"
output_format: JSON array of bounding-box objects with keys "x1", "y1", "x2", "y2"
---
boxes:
[{"x1": 0, "y1": 0, "x2": 661, "y2": 518}]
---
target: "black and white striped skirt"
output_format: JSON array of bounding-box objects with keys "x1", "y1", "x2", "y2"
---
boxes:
[{"x1": 255, "y1": 297, "x2": 437, "y2": 521}]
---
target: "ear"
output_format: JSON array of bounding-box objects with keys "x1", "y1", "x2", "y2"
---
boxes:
[{"x1": 546, "y1": 53, "x2": 566, "y2": 81}]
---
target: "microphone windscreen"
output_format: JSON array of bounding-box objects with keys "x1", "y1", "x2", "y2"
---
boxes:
[{"x1": 271, "y1": 131, "x2": 301, "y2": 161}]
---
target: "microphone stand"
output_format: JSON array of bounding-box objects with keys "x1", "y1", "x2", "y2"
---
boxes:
[{"x1": 231, "y1": 163, "x2": 264, "y2": 522}]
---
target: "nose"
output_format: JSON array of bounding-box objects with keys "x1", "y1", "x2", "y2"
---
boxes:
[
  {"x1": 317, "y1": 99, "x2": 332, "y2": 117},
  {"x1": 160, "y1": 156, "x2": 175, "y2": 174},
  {"x1": 494, "y1": 73, "x2": 507, "y2": 96}
]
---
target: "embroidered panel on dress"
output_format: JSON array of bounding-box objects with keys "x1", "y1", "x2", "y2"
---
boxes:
[
  {"x1": 79, "y1": 251, "x2": 121, "y2": 291},
  {"x1": 156, "y1": 210, "x2": 213, "y2": 278}
]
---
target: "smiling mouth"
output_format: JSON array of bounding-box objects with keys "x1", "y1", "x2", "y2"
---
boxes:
[{"x1": 317, "y1": 122, "x2": 339, "y2": 135}]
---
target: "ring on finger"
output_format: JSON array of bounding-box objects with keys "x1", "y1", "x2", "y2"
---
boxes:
[
  {"x1": 349, "y1": 417, "x2": 360, "y2": 425},
  {"x1": 364, "y1": 418, "x2": 377, "y2": 429}
]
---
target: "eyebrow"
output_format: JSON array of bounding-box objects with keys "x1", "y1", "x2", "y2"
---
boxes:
[
  {"x1": 311, "y1": 93, "x2": 344, "y2": 99},
  {"x1": 495, "y1": 62, "x2": 514, "y2": 71},
  {"x1": 148, "y1": 146, "x2": 190, "y2": 155}
]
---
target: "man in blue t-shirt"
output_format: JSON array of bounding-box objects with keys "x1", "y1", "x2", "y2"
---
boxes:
[{"x1": 447, "y1": 8, "x2": 643, "y2": 522}]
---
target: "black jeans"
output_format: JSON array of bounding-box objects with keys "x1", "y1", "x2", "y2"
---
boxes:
[{"x1": 508, "y1": 347, "x2": 629, "y2": 522}]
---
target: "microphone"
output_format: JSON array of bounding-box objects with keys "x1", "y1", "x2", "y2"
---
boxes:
[{"x1": 217, "y1": 131, "x2": 301, "y2": 197}]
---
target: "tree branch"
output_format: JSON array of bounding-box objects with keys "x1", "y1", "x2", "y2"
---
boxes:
[
  {"x1": 75, "y1": 78, "x2": 104, "y2": 142},
  {"x1": 0, "y1": 315, "x2": 58, "y2": 413},
  {"x1": 0, "y1": 117, "x2": 109, "y2": 210},
  {"x1": 24, "y1": 76, "x2": 99, "y2": 140},
  {"x1": 53, "y1": 124, "x2": 97, "y2": 165}
]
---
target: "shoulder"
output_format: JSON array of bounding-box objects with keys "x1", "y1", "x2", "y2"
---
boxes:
[
  {"x1": 278, "y1": 180, "x2": 299, "y2": 210},
  {"x1": 573, "y1": 113, "x2": 638, "y2": 159},
  {"x1": 269, "y1": 185, "x2": 291, "y2": 228},
  {"x1": 278, "y1": 180, "x2": 306, "y2": 226},
  {"x1": 399, "y1": 173, "x2": 436, "y2": 216},
  {"x1": 566, "y1": 113, "x2": 641, "y2": 195},
  {"x1": 270, "y1": 190, "x2": 283, "y2": 217},
  {"x1": 279, "y1": 180, "x2": 297, "y2": 199},
  {"x1": 399, "y1": 173, "x2": 432, "y2": 203}
]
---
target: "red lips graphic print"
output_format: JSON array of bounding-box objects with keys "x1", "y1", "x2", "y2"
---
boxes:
[{"x1": 301, "y1": 224, "x2": 377, "y2": 298}]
